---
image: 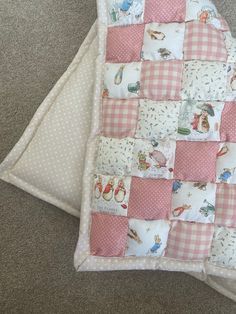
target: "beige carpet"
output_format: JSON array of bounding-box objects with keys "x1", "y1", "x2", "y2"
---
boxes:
[{"x1": 1, "y1": 1, "x2": 236, "y2": 313}]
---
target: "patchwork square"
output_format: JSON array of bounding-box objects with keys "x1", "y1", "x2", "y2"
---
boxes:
[
  {"x1": 135, "y1": 100, "x2": 181, "y2": 141},
  {"x1": 215, "y1": 184, "x2": 236, "y2": 228},
  {"x1": 131, "y1": 139, "x2": 176, "y2": 179},
  {"x1": 141, "y1": 61, "x2": 183, "y2": 101},
  {"x1": 90, "y1": 213, "x2": 128, "y2": 257},
  {"x1": 165, "y1": 221, "x2": 214, "y2": 260},
  {"x1": 125, "y1": 218, "x2": 170, "y2": 257},
  {"x1": 216, "y1": 143, "x2": 236, "y2": 184},
  {"x1": 106, "y1": 0, "x2": 145, "y2": 26},
  {"x1": 102, "y1": 99, "x2": 138, "y2": 138},
  {"x1": 224, "y1": 32, "x2": 236, "y2": 63},
  {"x1": 144, "y1": 0, "x2": 186, "y2": 24},
  {"x1": 93, "y1": 175, "x2": 131, "y2": 216},
  {"x1": 177, "y1": 100, "x2": 225, "y2": 141},
  {"x1": 96, "y1": 137, "x2": 135, "y2": 176},
  {"x1": 106, "y1": 24, "x2": 144, "y2": 62},
  {"x1": 181, "y1": 61, "x2": 227, "y2": 101},
  {"x1": 103, "y1": 62, "x2": 141, "y2": 99},
  {"x1": 171, "y1": 181, "x2": 216, "y2": 224},
  {"x1": 184, "y1": 22, "x2": 227, "y2": 62},
  {"x1": 185, "y1": 0, "x2": 218, "y2": 24},
  {"x1": 220, "y1": 102, "x2": 236, "y2": 142},
  {"x1": 128, "y1": 177, "x2": 172, "y2": 220},
  {"x1": 226, "y1": 63, "x2": 236, "y2": 101},
  {"x1": 209, "y1": 226, "x2": 236, "y2": 269},
  {"x1": 141, "y1": 23, "x2": 185, "y2": 61},
  {"x1": 174, "y1": 141, "x2": 219, "y2": 182}
]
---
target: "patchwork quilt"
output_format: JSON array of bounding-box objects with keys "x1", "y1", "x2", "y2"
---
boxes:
[{"x1": 75, "y1": 0, "x2": 236, "y2": 278}]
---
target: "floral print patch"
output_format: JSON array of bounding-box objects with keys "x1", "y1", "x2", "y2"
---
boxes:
[
  {"x1": 135, "y1": 100, "x2": 181, "y2": 140},
  {"x1": 177, "y1": 100, "x2": 225, "y2": 141},
  {"x1": 181, "y1": 61, "x2": 228, "y2": 101},
  {"x1": 141, "y1": 22, "x2": 185, "y2": 61},
  {"x1": 209, "y1": 226, "x2": 236, "y2": 269},
  {"x1": 106, "y1": 0, "x2": 145, "y2": 26},
  {"x1": 226, "y1": 63, "x2": 236, "y2": 101},
  {"x1": 93, "y1": 175, "x2": 131, "y2": 216},
  {"x1": 216, "y1": 143, "x2": 236, "y2": 184},
  {"x1": 224, "y1": 32, "x2": 236, "y2": 63},
  {"x1": 103, "y1": 62, "x2": 141, "y2": 99},
  {"x1": 171, "y1": 181, "x2": 216, "y2": 223},
  {"x1": 131, "y1": 139, "x2": 176, "y2": 179},
  {"x1": 125, "y1": 218, "x2": 170, "y2": 257},
  {"x1": 96, "y1": 137, "x2": 135, "y2": 176}
]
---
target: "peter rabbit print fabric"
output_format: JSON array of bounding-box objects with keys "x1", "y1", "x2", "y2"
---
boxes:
[{"x1": 74, "y1": 0, "x2": 236, "y2": 279}]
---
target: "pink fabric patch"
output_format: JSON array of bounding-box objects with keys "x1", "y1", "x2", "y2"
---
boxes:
[
  {"x1": 165, "y1": 221, "x2": 214, "y2": 260},
  {"x1": 128, "y1": 177, "x2": 172, "y2": 220},
  {"x1": 174, "y1": 142, "x2": 219, "y2": 182},
  {"x1": 184, "y1": 22, "x2": 227, "y2": 62},
  {"x1": 215, "y1": 184, "x2": 236, "y2": 228},
  {"x1": 90, "y1": 213, "x2": 128, "y2": 257},
  {"x1": 106, "y1": 24, "x2": 144, "y2": 63},
  {"x1": 141, "y1": 61, "x2": 183, "y2": 101},
  {"x1": 102, "y1": 99, "x2": 138, "y2": 138},
  {"x1": 220, "y1": 102, "x2": 236, "y2": 142},
  {"x1": 144, "y1": 0, "x2": 186, "y2": 23}
]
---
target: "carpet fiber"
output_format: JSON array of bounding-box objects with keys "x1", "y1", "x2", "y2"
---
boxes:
[{"x1": 1, "y1": 1, "x2": 236, "y2": 312}]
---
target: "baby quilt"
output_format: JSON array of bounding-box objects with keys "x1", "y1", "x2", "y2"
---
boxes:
[{"x1": 73, "y1": 0, "x2": 236, "y2": 278}]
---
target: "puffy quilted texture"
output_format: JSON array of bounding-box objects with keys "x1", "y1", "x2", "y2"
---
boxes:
[{"x1": 75, "y1": 0, "x2": 236, "y2": 279}]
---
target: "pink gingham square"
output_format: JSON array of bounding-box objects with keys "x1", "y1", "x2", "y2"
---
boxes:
[
  {"x1": 184, "y1": 22, "x2": 227, "y2": 62},
  {"x1": 220, "y1": 102, "x2": 236, "y2": 142},
  {"x1": 90, "y1": 213, "x2": 128, "y2": 257},
  {"x1": 128, "y1": 177, "x2": 172, "y2": 220},
  {"x1": 140, "y1": 61, "x2": 183, "y2": 101},
  {"x1": 165, "y1": 221, "x2": 214, "y2": 260},
  {"x1": 144, "y1": 0, "x2": 186, "y2": 23},
  {"x1": 106, "y1": 24, "x2": 144, "y2": 63},
  {"x1": 215, "y1": 184, "x2": 236, "y2": 228},
  {"x1": 174, "y1": 142, "x2": 219, "y2": 182},
  {"x1": 102, "y1": 99, "x2": 139, "y2": 138}
]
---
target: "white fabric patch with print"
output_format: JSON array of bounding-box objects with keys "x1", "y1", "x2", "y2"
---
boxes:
[
  {"x1": 210, "y1": 226, "x2": 236, "y2": 269},
  {"x1": 171, "y1": 181, "x2": 216, "y2": 224},
  {"x1": 224, "y1": 32, "x2": 236, "y2": 63},
  {"x1": 96, "y1": 137, "x2": 135, "y2": 176},
  {"x1": 103, "y1": 63, "x2": 141, "y2": 99},
  {"x1": 216, "y1": 143, "x2": 236, "y2": 184},
  {"x1": 185, "y1": 0, "x2": 218, "y2": 25},
  {"x1": 125, "y1": 219, "x2": 170, "y2": 257},
  {"x1": 131, "y1": 139, "x2": 176, "y2": 179},
  {"x1": 141, "y1": 22, "x2": 185, "y2": 61},
  {"x1": 226, "y1": 63, "x2": 236, "y2": 101},
  {"x1": 106, "y1": 0, "x2": 145, "y2": 26},
  {"x1": 93, "y1": 175, "x2": 131, "y2": 216},
  {"x1": 135, "y1": 100, "x2": 181, "y2": 140},
  {"x1": 181, "y1": 61, "x2": 227, "y2": 101},
  {"x1": 177, "y1": 101, "x2": 225, "y2": 141}
]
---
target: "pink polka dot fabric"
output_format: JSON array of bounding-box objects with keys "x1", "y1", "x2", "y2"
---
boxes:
[
  {"x1": 220, "y1": 102, "x2": 236, "y2": 142},
  {"x1": 90, "y1": 213, "x2": 128, "y2": 257},
  {"x1": 106, "y1": 24, "x2": 145, "y2": 63},
  {"x1": 128, "y1": 177, "x2": 172, "y2": 220},
  {"x1": 144, "y1": 0, "x2": 186, "y2": 24},
  {"x1": 174, "y1": 142, "x2": 219, "y2": 182}
]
